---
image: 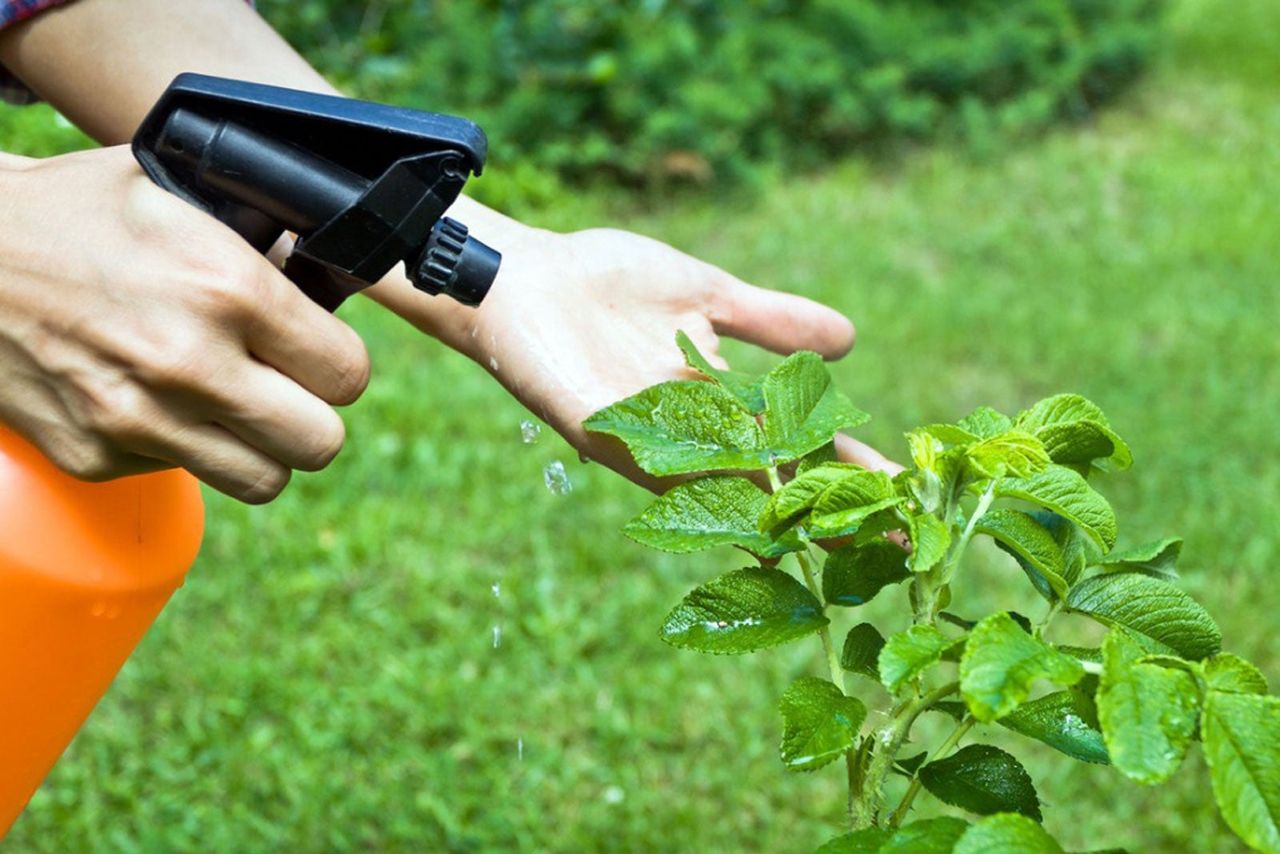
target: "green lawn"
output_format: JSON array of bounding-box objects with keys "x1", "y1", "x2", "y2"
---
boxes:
[{"x1": 6, "y1": 0, "x2": 1280, "y2": 850}]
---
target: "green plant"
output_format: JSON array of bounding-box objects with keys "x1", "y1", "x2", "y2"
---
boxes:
[
  {"x1": 583, "y1": 332, "x2": 1279, "y2": 852},
  {"x1": 257, "y1": 0, "x2": 1166, "y2": 193}
]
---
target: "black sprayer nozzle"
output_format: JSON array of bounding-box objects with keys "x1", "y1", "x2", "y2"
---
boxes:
[{"x1": 132, "y1": 74, "x2": 501, "y2": 311}]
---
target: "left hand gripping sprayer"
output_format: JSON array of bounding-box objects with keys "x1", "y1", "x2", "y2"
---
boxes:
[{"x1": 0, "y1": 74, "x2": 500, "y2": 835}]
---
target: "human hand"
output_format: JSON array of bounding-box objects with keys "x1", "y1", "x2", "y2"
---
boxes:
[
  {"x1": 0, "y1": 146, "x2": 370, "y2": 502},
  {"x1": 368, "y1": 222, "x2": 900, "y2": 488}
]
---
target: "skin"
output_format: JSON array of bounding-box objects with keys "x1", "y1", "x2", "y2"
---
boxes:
[{"x1": 0, "y1": 0, "x2": 898, "y2": 500}]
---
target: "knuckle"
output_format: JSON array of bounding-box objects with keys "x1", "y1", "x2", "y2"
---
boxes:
[
  {"x1": 50, "y1": 438, "x2": 117, "y2": 482},
  {"x1": 80, "y1": 377, "x2": 153, "y2": 446},
  {"x1": 192, "y1": 255, "x2": 267, "y2": 319},
  {"x1": 237, "y1": 465, "x2": 292, "y2": 505},
  {"x1": 327, "y1": 336, "x2": 371, "y2": 405}
]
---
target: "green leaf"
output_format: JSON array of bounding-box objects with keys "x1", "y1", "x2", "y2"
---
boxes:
[
  {"x1": 583, "y1": 381, "x2": 768, "y2": 476},
  {"x1": 920, "y1": 744, "x2": 1042, "y2": 821},
  {"x1": 841, "y1": 623, "x2": 886, "y2": 681},
  {"x1": 880, "y1": 817, "x2": 971, "y2": 854},
  {"x1": 975, "y1": 509, "x2": 1069, "y2": 601},
  {"x1": 1099, "y1": 537, "x2": 1183, "y2": 582},
  {"x1": 816, "y1": 828, "x2": 892, "y2": 854},
  {"x1": 954, "y1": 813, "x2": 1065, "y2": 854},
  {"x1": 623, "y1": 476, "x2": 800, "y2": 557},
  {"x1": 758, "y1": 463, "x2": 863, "y2": 537},
  {"x1": 675, "y1": 330, "x2": 765, "y2": 412},
  {"x1": 778, "y1": 676, "x2": 866, "y2": 772},
  {"x1": 1000, "y1": 690, "x2": 1110, "y2": 764},
  {"x1": 960, "y1": 612, "x2": 1084, "y2": 722},
  {"x1": 761, "y1": 351, "x2": 869, "y2": 462},
  {"x1": 996, "y1": 465, "x2": 1118, "y2": 551},
  {"x1": 1015, "y1": 394, "x2": 1132, "y2": 471},
  {"x1": 1031, "y1": 511, "x2": 1096, "y2": 586},
  {"x1": 806, "y1": 470, "x2": 903, "y2": 539},
  {"x1": 880, "y1": 625, "x2": 952, "y2": 693},
  {"x1": 824, "y1": 541, "x2": 910, "y2": 607},
  {"x1": 660, "y1": 567, "x2": 827, "y2": 654},
  {"x1": 1203, "y1": 692, "x2": 1280, "y2": 854},
  {"x1": 907, "y1": 513, "x2": 952, "y2": 574},
  {"x1": 797, "y1": 441, "x2": 839, "y2": 474},
  {"x1": 958, "y1": 406, "x2": 1014, "y2": 439},
  {"x1": 966, "y1": 430, "x2": 1051, "y2": 479},
  {"x1": 1097, "y1": 630, "x2": 1201, "y2": 785},
  {"x1": 896, "y1": 751, "x2": 929, "y2": 777},
  {"x1": 1066, "y1": 573, "x2": 1222, "y2": 661},
  {"x1": 1205, "y1": 653, "x2": 1270, "y2": 696}
]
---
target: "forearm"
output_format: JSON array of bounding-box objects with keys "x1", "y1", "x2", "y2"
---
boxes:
[{"x1": 0, "y1": 0, "x2": 514, "y2": 348}]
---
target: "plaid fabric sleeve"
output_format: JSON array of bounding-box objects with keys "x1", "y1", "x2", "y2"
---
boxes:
[
  {"x1": 0, "y1": 0, "x2": 76, "y2": 103},
  {"x1": 1, "y1": 0, "x2": 256, "y2": 106}
]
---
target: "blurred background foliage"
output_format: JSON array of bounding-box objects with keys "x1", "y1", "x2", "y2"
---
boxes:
[
  {"x1": 6, "y1": 0, "x2": 1280, "y2": 851},
  {"x1": 257, "y1": 0, "x2": 1165, "y2": 202}
]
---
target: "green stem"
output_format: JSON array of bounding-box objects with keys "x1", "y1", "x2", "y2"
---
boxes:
[
  {"x1": 766, "y1": 465, "x2": 859, "y2": 826},
  {"x1": 944, "y1": 481, "x2": 997, "y2": 584},
  {"x1": 852, "y1": 681, "x2": 960, "y2": 828},
  {"x1": 890, "y1": 716, "x2": 975, "y2": 828}
]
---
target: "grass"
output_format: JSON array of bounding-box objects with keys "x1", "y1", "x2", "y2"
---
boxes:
[{"x1": 5, "y1": 0, "x2": 1279, "y2": 849}]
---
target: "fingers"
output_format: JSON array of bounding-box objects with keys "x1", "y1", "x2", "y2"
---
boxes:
[
  {"x1": 835, "y1": 433, "x2": 904, "y2": 476},
  {"x1": 706, "y1": 268, "x2": 856, "y2": 360},
  {"x1": 202, "y1": 360, "x2": 347, "y2": 474},
  {"x1": 142, "y1": 420, "x2": 292, "y2": 505},
  {"x1": 242, "y1": 267, "x2": 372, "y2": 406}
]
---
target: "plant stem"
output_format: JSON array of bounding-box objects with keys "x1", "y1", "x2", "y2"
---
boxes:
[
  {"x1": 765, "y1": 465, "x2": 860, "y2": 827},
  {"x1": 852, "y1": 681, "x2": 959, "y2": 828},
  {"x1": 944, "y1": 481, "x2": 996, "y2": 583},
  {"x1": 890, "y1": 716, "x2": 975, "y2": 828}
]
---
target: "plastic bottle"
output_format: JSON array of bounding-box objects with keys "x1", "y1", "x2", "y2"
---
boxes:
[{"x1": 0, "y1": 428, "x2": 204, "y2": 836}]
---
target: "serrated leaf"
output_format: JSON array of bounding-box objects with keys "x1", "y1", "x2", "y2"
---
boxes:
[
  {"x1": 1031, "y1": 510, "x2": 1096, "y2": 586},
  {"x1": 996, "y1": 465, "x2": 1118, "y2": 551},
  {"x1": 966, "y1": 430, "x2": 1051, "y2": 479},
  {"x1": 624, "y1": 476, "x2": 800, "y2": 557},
  {"x1": 806, "y1": 470, "x2": 903, "y2": 539},
  {"x1": 958, "y1": 406, "x2": 1014, "y2": 439},
  {"x1": 584, "y1": 381, "x2": 768, "y2": 476},
  {"x1": 1066, "y1": 573, "x2": 1221, "y2": 661},
  {"x1": 761, "y1": 351, "x2": 869, "y2": 462},
  {"x1": 1205, "y1": 654, "x2": 1270, "y2": 696},
  {"x1": 758, "y1": 463, "x2": 863, "y2": 536},
  {"x1": 1097, "y1": 630, "x2": 1201, "y2": 785},
  {"x1": 816, "y1": 828, "x2": 892, "y2": 854},
  {"x1": 797, "y1": 441, "x2": 839, "y2": 474},
  {"x1": 907, "y1": 513, "x2": 952, "y2": 574},
  {"x1": 880, "y1": 817, "x2": 971, "y2": 854},
  {"x1": 975, "y1": 509, "x2": 1069, "y2": 601},
  {"x1": 880, "y1": 625, "x2": 952, "y2": 693},
  {"x1": 1099, "y1": 537, "x2": 1182, "y2": 582},
  {"x1": 675, "y1": 330, "x2": 765, "y2": 412},
  {"x1": 922, "y1": 423, "x2": 981, "y2": 445},
  {"x1": 960, "y1": 613, "x2": 1084, "y2": 722},
  {"x1": 920, "y1": 744, "x2": 1042, "y2": 820},
  {"x1": 954, "y1": 813, "x2": 1065, "y2": 854},
  {"x1": 1015, "y1": 394, "x2": 1132, "y2": 472},
  {"x1": 1000, "y1": 690, "x2": 1109, "y2": 764},
  {"x1": 841, "y1": 623, "x2": 886, "y2": 681},
  {"x1": 778, "y1": 676, "x2": 866, "y2": 772},
  {"x1": 824, "y1": 541, "x2": 910, "y2": 607},
  {"x1": 660, "y1": 567, "x2": 827, "y2": 654},
  {"x1": 896, "y1": 751, "x2": 929, "y2": 777},
  {"x1": 1203, "y1": 692, "x2": 1280, "y2": 854}
]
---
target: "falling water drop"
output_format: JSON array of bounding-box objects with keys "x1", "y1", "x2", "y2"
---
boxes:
[
  {"x1": 517, "y1": 737, "x2": 524, "y2": 761},
  {"x1": 489, "y1": 356, "x2": 500, "y2": 372},
  {"x1": 491, "y1": 581, "x2": 501, "y2": 598},
  {"x1": 543, "y1": 460, "x2": 573, "y2": 495},
  {"x1": 519, "y1": 420, "x2": 542, "y2": 444},
  {"x1": 492, "y1": 625, "x2": 502, "y2": 649}
]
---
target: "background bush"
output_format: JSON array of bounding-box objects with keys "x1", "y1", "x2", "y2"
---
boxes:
[{"x1": 260, "y1": 0, "x2": 1165, "y2": 190}]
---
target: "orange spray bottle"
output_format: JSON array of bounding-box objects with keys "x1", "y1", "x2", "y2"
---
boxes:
[{"x1": 0, "y1": 74, "x2": 498, "y2": 835}]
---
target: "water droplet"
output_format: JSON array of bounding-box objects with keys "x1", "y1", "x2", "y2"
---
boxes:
[
  {"x1": 602, "y1": 785, "x2": 625, "y2": 805},
  {"x1": 491, "y1": 581, "x2": 501, "y2": 598},
  {"x1": 543, "y1": 460, "x2": 573, "y2": 495},
  {"x1": 519, "y1": 419, "x2": 542, "y2": 444},
  {"x1": 517, "y1": 737, "x2": 524, "y2": 761},
  {"x1": 489, "y1": 356, "x2": 500, "y2": 372},
  {"x1": 492, "y1": 625, "x2": 502, "y2": 649}
]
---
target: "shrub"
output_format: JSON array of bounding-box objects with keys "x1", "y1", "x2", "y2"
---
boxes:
[{"x1": 261, "y1": 0, "x2": 1165, "y2": 188}]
